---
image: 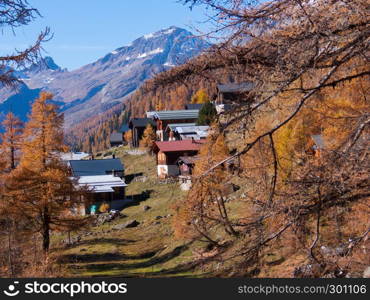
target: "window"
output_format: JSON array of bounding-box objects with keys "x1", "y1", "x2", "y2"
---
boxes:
[{"x1": 158, "y1": 152, "x2": 166, "y2": 163}]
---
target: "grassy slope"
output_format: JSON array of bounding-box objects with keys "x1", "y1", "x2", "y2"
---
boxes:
[
  {"x1": 51, "y1": 146, "x2": 299, "y2": 278},
  {"x1": 52, "y1": 147, "x2": 206, "y2": 277}
]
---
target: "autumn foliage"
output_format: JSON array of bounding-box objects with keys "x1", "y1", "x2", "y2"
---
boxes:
[
  {"x1": 140, "y1": 124, "x2": 156, "y2": 152},
  {"x1": 167, "y1": 0, "x2": 369, "y2": 277},
  {"x1": 0, "y1": 92, "x2": 88, "y2": 276}
]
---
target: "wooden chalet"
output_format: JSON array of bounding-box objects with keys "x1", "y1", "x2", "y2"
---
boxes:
[
  {"x1": 153, "y1": 139, "x2": 205, "y2": 178},
  {"x1": 216, "y1": 82, "x2": 255, "y2": 113},
  {"x1": 150, "y1": 109, "x2": 200, "y2": 141},
  {"x1": 68, "y1": 159, "x2": 127, "y2": 214},
  {"x1": 165, "y1": 123, "x2": 196, "y2": 141},
  {"x1": 165, "y1": 124, "x2": 209, "y2": 141},
  {"x1": 110, "y1": 132, "x2": 124, "y2": 147},
  {"x1": 128, "y1": 118, "x2": 156, "y2": 148}
]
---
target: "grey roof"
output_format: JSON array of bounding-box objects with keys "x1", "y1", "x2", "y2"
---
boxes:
[
  {"x1": 217, "y1": 82, "x2": 255, "y2": 93},
  {"x1": 184, "y1": 103, "x2": 203, "y2": 110},
  {"x1": 69, "y1": 159, "x2": 124, "y2": 177},
  {"x1": 180, "y1": 134, "x2": 206, "y2": 140},
  {"x1": 152, "y1": 109, "x2": 199, "y2": 120},
  {"x1": 166, "y1": 123, "x2": 196, "y2": 131},
  {"x1": 175, "y1": 125, "x2": 209, "y2": 134},
  {"x1": 110, "y1": 132, "x2": 123, "y2": 143},
  {"x1": 311, "y1": 135, "x2": 325, "y2": 149},
  {"x1": 129, "y1": 118, "x2": 156, "y2": 128}
]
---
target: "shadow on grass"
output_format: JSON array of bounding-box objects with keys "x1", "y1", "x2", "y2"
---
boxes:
[
  {"x1": 68, "y1": 244, "x2": 189, "y2": 273},
  {"x1": 52, "y1": 237, "x2": 136, "y2": 252},
  {"x1": 124, "y1": 261, "x2": 203, "y2": 277},
  {"x1": 123, "y1": 189, "x2": 153, "y2": 208},
  {"x1": 77, "y1": 237, "x2": 136, "y2": 247},
  {"x1": 58, "y1": 250, "x2": 157, "y2": 264},
  {"x1": 125, "y1": 172, "x2": 144, "y2": 184}
]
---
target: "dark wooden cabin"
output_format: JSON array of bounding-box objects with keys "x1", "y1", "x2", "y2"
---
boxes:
[
  {"x1": 216, "y1": 82, "x2": 255, "y2": 113},
  {"x1": 128, "y1": 118, "x2": 156, "y2": 148},
  {"x1": 110, "y1": 132, "x2": 124, "y2": 147}
]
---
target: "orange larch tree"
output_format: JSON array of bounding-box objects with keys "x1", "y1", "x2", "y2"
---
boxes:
[
  {"x1": 7, "y1": 92, "x2": 87, "y2": 252},
  {"x1": 0, "y1": 113, "x2": 24, "y2": 170}
]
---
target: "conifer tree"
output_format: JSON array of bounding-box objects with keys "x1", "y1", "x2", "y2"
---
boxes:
[
  {"x1": 124, "y1": 130, "x2": 133, "y2": 147},
  {"x1": 0, "y1": 113, "x2": 24, "y2": 170},
  {"x1": 173, "y1": 133, "x2": 236, "y2": 241},
  {"x1": 0, "y1": 113, "x2": 24, "y2": 276},
  {"x1": 140, "y1": 124, "x2": 156, "y2": 152},
  {"x1": 191, "y1": 89, "x2": 209, "y2": 104},
  {"x1": 7, "y1": 92, "x2": 86, "y2": 252},
  {"x1": 155, "y1": 100, "x2": 164, "y2": 111},
  {"x1": 196, "y1": 101, "x2": 217, "y2": 125}
]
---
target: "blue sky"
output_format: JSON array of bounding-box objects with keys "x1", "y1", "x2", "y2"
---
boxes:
[{"x1": 1, "y1": 0, "x2": 209, "y2": 70}]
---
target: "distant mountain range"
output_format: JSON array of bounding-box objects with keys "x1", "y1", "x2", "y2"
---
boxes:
[{"x1": 0, "y1": 26, "x2": 210, "y2": 127}]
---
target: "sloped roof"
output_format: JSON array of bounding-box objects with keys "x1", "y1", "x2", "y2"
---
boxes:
[
  {"x1": 175, "y1": 125, "x2": 209, "y2": 134},
  {"x1": 69, "y1": 159, "x2": 124, "y2": 177},
  {"x1": 180, "y1": 133, "x2": 207, "y2": 140},
  {"x1": 169, "y1": 125, "x2": 209, "y2": 140},
  {"x1": 166, "y1": 123, "x2": 197, "y2": 131},
  {"x1": 152, "y1": 109, "x2": 199, "y2": 120},
  {"x1": 76, "y1": 175, "x2": 127, "y2": 193},
  {"x1": 217, "y1": 82, "x2": 255, "y2": 93},
  {"x1": 154, "y1": 139, "x2": 206, "y2": 153},
  {"x1": 129, "y1": 118, "x2": 156, "y2": 128},
  {"x1": 110, "y1": 132, "x2": 123, "y2": 143}
]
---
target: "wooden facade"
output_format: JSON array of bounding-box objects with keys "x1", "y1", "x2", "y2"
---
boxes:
[
  {"x1": 156, "y1": 150, "x2": 198, "y2": 166},
  {"x1": 156, "y1": 150, "x2": 198, "y2": 178},
  {"x1": 153, "y1": 140, "x2": 205, "y2": 178}
]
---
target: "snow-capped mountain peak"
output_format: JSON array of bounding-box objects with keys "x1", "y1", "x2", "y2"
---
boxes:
[{"x1": 0, "y1": 26, "x2": 210, "y2": 128}]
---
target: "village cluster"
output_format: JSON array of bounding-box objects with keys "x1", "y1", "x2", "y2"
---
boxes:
[
  {"x1": 61, "y1": 83, "x2": 246, "y2": 215},
  {"x1": 63, "y1": 82, "x2": 325, "y2": 215}
]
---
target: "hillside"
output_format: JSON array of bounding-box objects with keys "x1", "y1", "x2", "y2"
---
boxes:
[
  {"x1": 0, "y1": 0, "x2": 368, "y2": 280},
  {"x1": 52, "y1": 147, "x2": 205, "y2": 277},
  {"x1": 50, "y1": 146, "x2": 325, "y2": 278}
]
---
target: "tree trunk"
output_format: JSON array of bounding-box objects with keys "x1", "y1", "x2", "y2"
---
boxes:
[
  {"x1": 10, "y1": 145, "x2": 15, "y2": 170},
  {"x1": 217, "y1": 195, "x2": 237, "y2": 236},
  {"x1": 42, "y1": 207, "x2": 50, "y2": 252},
  {"x1": 7, "y1": 219, "x2": 14, "y2": 276}
]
